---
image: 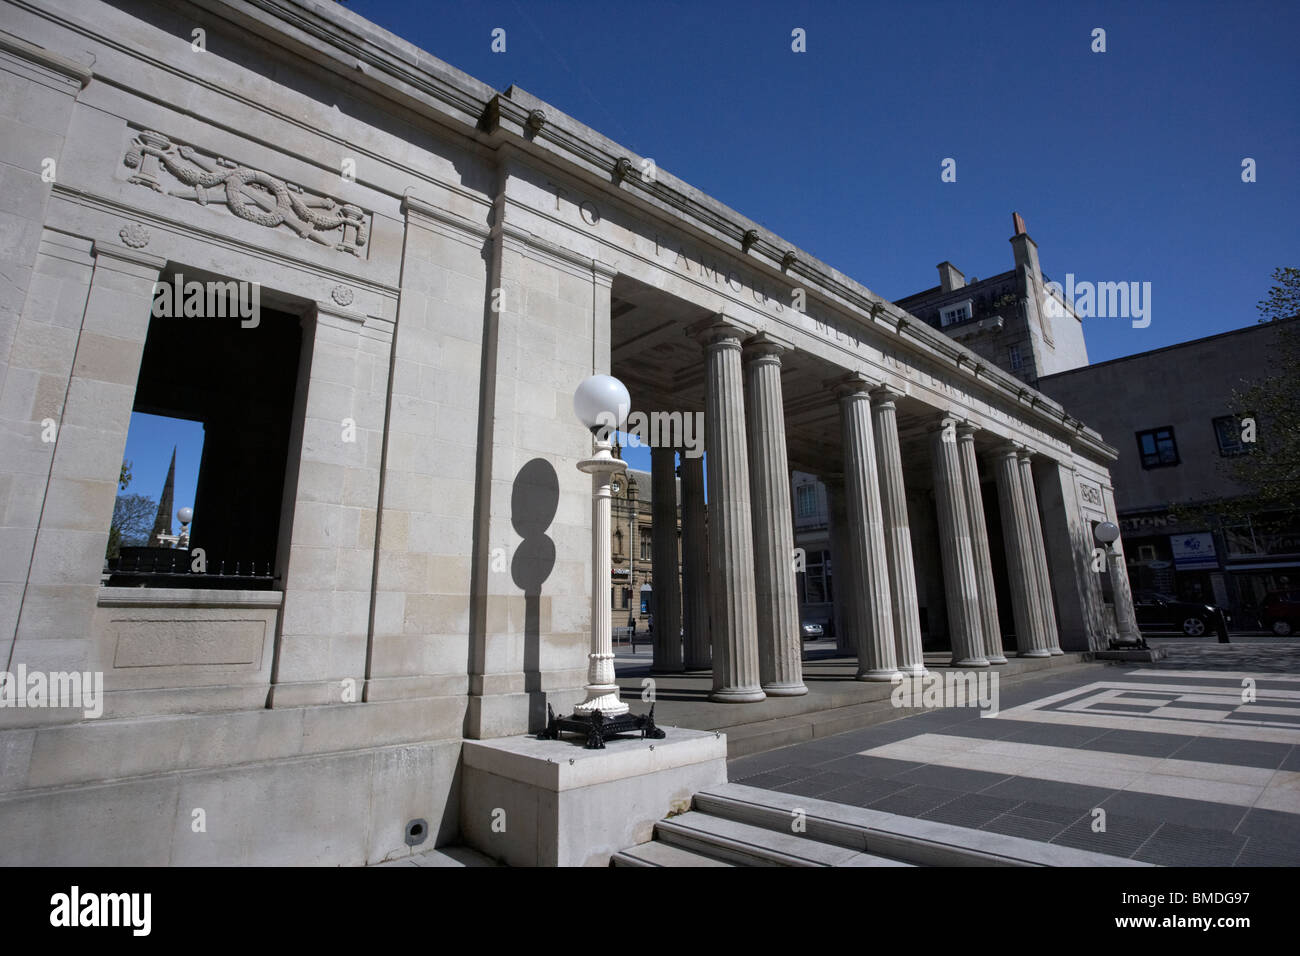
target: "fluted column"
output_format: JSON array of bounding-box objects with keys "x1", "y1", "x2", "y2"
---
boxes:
[
  {"x1": 679, "y1": 451, "x2": 711, "y2": 670},
  {"x1": 929, "y1": 415, "x2": 989, "y2": 667},
  {"x1": 650, "y1": 442, "x2": 683, "y2": 672},
  {"x1": 957, "y1": 424, "x2": 1008, "y2": 664},
  {"x1": 745, "y1": 332, "x2": 806, "y2": 696},
  {"x1": 1018, "y1": 448, "x2": 1063, "y2": 654},
  {"x1": 835, "y1": 373, "x2": 900, "y2": 681},
  {"x1": 992, "y1": 442, "x2": 1052, "y2": 657},
  {"x1": 690, "y1": 315, "x2": 764, "y2": 702},
  {"x1": 825, "y1": 476, "x2": 856, "y2": 656},
  {"x1": 870, "y1": 386, "x2": 926, "y2": 676}
]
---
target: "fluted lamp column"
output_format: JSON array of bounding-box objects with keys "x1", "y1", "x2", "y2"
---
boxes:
[
  {"x1": 1096, "y1": 521, "x2": 1145, "y2": 648},
  {"x1": 572, "y1": 375, "x2": 632, "y2": 717}
]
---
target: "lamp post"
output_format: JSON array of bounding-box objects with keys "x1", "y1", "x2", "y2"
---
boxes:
[
  {"x1": 537, "y1": 374, "x2": 666, "y2": 748},
  {"x1": 177, "y1": 507, "x2": 193, "y2": 550},
  {"x1": 1095, "y1": 521, "x2": 1145, "y2": 649}
]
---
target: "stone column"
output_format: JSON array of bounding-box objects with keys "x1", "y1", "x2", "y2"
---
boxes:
[
  {"x1": 835, "y1": 374, "x2": 900, "y2": 681},
  {"x1": 690, "y1": 315, "x2": 764, "y2": 702},
  {"x1": 825, "y1": 476, "x2": 856, "y2": 656},
  {"x1": 679, "y1": 451, "x2": 710, "y2": 670},
  {"x1": 929, "y1": 415, "x2": 990, "y2": 667},
  {"x1": 650, "y1": 442, "x2": 683, "y2": 672},
  {"x1": 870, "y1": 386, "x2": 926, "y2": 676},
  {"x1": 957, "y1": 424, "x2": 1008, "y2": 664},
  {"x1": 1018, "y1": 449, "x2": 1063, "y2": 654},
  {"x1": 744, "y1": 333, "x2": 806, "y2": 696},
  {"x1": 992, "y1": 442, "x2": 1052, "y2": 657}
]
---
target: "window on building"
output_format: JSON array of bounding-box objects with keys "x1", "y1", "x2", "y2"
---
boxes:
[
  {"x1": 1136, "y1": 426, "x2": 1179, "y2": 468},
  {"x1": 640, "y1": 528, "x2": 652, "y2": 561},
  {"x1": 1213, "y1": 414, "x2": 1250, "y2": 457},
  {"x1": 106, "y1": 281, "x2": 304, "y2": 588},
  {"x1": 614, "y1": 528, "x2": 624, "y2": 555},
  {"x1": 796, "y1": 485, "x2": 817, "y2": 518},
  {"x1": 940, "y1": 300, "x2": 973, "y2": 327},
  {"x1": 622, "y1": 587, "x2": 631, "y2": 609},
  {"x1": 1008, "y1": 344, "x2": 1023, "y2": 371}
]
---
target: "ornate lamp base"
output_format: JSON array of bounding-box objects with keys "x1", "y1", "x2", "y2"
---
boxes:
[{"x1": 537, "y1": 704, "x2": 667, "y2": 750}]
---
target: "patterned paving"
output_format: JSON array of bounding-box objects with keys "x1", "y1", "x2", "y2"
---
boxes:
[{"x1": 726, "y1": 643, "x2": 1300, "y2": 865}]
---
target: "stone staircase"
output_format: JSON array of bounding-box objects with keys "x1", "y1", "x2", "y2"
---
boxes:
[{"x1": 613, "y1": 783, "x2": 1153, "y2": 867}]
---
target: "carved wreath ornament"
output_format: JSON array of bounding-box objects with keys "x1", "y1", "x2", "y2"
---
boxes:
[{"x1": 123, "y1": 130, "x2": 369, "y2": 255}]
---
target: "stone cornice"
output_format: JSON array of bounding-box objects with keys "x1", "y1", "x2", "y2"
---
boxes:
[{"x1": 0, "y1": 30, "x2": 92, "y2": 86}]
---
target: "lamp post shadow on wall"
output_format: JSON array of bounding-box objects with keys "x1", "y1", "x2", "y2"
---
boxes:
[
  {"x1": 511, "y1": 458, "x2": 558, "y2": 730},
  {"x1": 537, "y1": 374, "x2": 666, "y2": 749}
]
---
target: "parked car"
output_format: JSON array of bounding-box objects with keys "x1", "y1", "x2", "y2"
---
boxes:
[
  {"x1": 1262, "y1": 589, "x2": 1300, "y2": 636},
  {"x1": 800, "y1": 620, "x2": 825, "y2": 641},
  {"x1": 1132, "y1": 590, "x2": 1230, "y2": 637}
]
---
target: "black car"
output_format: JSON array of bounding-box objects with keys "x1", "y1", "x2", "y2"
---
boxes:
[{"x1": 1133, "y1": 590, "x2": 1229, "y2": 637}]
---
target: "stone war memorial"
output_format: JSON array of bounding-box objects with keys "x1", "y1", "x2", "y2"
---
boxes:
[{"x1": 0, "y1": 0, "x2": 1138, "y2": 866}]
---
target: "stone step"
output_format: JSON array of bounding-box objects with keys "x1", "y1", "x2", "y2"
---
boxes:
[
  {"x1": 655, "y1": 811, "x2": 915, "y2": 867},
  {"x1": 694, "y1": 783, "x2": 1153, "y2": 867},
  {"x1": 611, "y1": 840, "x2": 736, "y2": 867}
]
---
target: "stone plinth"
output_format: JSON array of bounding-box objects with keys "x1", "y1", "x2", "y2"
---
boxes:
[{"x1": 460, "y1": 728, "x2": 728, "y2": 866}]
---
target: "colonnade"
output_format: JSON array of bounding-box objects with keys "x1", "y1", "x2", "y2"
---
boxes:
[{"x1": 645, "y1": 314, "x2": 1064, "y2": 702}]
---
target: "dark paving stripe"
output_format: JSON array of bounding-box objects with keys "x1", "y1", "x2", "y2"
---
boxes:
[
  {"x1": 1169, "y1": 737, "x2": 1293, "y2": 770},
  {"x1": 818, "y1": 778, "x2": 910, "y2": 808},
  {"x1": 808, "y1": 753, "x2": 924, "y2": 779},
  {"x1": 1076, "y1": 729, "x2": 1191, "y2": 758},
  {"x1": 1079, "y1": 702, "x2": 1161, "y2": 714},
  {"x1": 865, "y1": 783, "x2": 964, "y2": 816},
  {"x1": 1232, "y1": 807, "x2": 1300, "y2": 846},
  {"x1": 1133, "y1": 823, "x2": 1248, "y2": 867},
  {"x1": 1050, "y1": 813, "x2": 1160, "y2": 858},
  {"x1": 919, "y1": 793, "x2": 1020, "y2": 829},
  {"x1": 1010, "y1": 800, "x2": 1093, "y2": 825},
  {"x1": 1280, "y1": 748, "x2": 1300, "y2": 772},
  {"x1": 731, "y1": 767, "x2": 806, "y2": 788},
  {"x1": 984, "y1": 776, "x2": 1117, "y2": 810},
  {"x1": 1098, "y1": 789, "x2": 1249, "y2": 832},
  {"x1": 771, "y1": 770, "x2": 865, "y2": 797},
  {"x1": 1235, "y1": 838, "x2": 1300, "y2": 866},
  {"x1": 1157, "y1": 700, "x2": 1239, "y2": 711},
  {"x1": 981, "y1": 813, "x2": 1068, "y2": 842}
]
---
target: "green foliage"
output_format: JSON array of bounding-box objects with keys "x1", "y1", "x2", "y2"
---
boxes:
[{"x1": 106, "y1": 493, "x2": 156, "y2": 559}]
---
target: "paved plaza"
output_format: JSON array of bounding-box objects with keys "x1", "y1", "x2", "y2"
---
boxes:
[{"x1": 722, "y1": 643, "x2": 1300, "y2": 866}]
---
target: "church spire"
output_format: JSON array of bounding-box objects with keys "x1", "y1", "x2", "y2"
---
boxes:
[{"x1": 150, "y1": 446, "x2": 176, "y2": 545}]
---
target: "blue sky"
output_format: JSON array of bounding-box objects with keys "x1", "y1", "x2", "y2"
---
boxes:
[
  {"x1": 123, "y1": 0, "x2": 1299, "y2": 496},
  {"x1": 345, "y1": 0, "x2": 1297, "y2": 365}
]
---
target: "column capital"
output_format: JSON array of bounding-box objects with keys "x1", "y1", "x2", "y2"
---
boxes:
[
  {"x1": 743, "y1": 329, "x2": 794, "y2": 360},
  {"x1": 1016, "y1": 446, "x2": 1037, "y2": 462},
  {"x1": 992, "y1": 439, "x2": 1025, "y2": 458},
  {"x1": 928, "y1": 411, "x2": 962, "y2": 435},
  {"x1": 827, "y1": 370, "x2": 878, "y2": 398},
  {"x1": 956, "y1": 421, "x2": 980, "y2": 440},
  {"x1": 869, "y1": 383, "x2": 905, "y2": 406},
  {"x1": 687, "y1": 313, "x2": 757, "y2": 348}
]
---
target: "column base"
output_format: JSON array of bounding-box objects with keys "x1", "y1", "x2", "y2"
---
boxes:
[
  {"x1": 898, "y1": 663, "x2": 929, "y2": 677},
  {"x1": 950, "y1": 656, "x2": 990, "y2": 667},
  {"x1": 761, "y1": 681, "x2": 808, "y2": 697},
  {"x1": 986, "y1": 654, "x2": 1009, "y2": 664},
  {"x1": 1018, "y1": 649, "x2": 1053, "y2": 658},
  {"x1": 857, "y1": 668, "x2": 904, "y2": 682},
  {"x1": 1048, "y1": 647, "x2": 1064, "y2": 655},
  {"x1": 710, "y1": 687, "x2": 766, "y2": 703}
]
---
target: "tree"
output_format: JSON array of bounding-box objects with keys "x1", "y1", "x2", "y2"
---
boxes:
[
  {"x1": 1175, "y1": 269, "x2": 1300, "y2": 530},
  {"x1": 107, "y1": 459, "x2": 153, "y2": 559},
  {"x1": 109, "y1": 494, "x2": 158, "y2": 553}
]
